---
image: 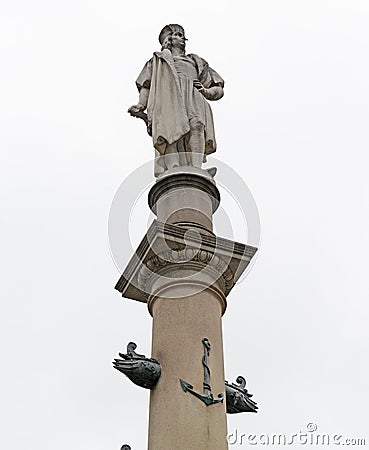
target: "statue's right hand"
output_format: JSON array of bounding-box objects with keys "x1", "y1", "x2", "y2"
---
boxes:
[{"x1": 128, "y1": 104, "x2": 146, "y2": 114}]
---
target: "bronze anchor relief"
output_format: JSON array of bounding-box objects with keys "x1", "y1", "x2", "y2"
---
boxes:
[{"x1": 180, "y1": 338, "x2": 224, "y2": 406}]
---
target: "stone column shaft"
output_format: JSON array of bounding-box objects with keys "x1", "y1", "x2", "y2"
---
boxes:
[
  {"x1": 147, "y1": 170, "x2": 228, "y2": 449},
  {"x1": 148, "y1": 283, "x2": 228, "y2": 450}
]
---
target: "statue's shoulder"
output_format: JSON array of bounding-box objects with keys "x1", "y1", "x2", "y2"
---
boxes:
[
  {"x1": 141, "y1": 49, "x2": 171, "y2": 67},
  {"x1": 139, "y1": 51, "x2": 168, "y2": 73},
  {"x1": 188, "y1": 54, "x2": 211, "y2": 77},
  {"x1": 187, "y1": 54, "x2": 209, "y2": 68},
  {"x1": 188, "y1": 54, "x2": 224, "y2": 88},
  {"x1": 152, "y1": 50, "x2": 177, "y2": 72},
  {"x1": 153, "y1": 49, "x2": 173, "y2": 60}
]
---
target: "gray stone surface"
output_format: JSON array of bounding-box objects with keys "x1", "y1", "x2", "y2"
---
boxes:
[
  {"x1": 148, "y1": 168, "x2": 220, "y2": 233},
  {"x1": 128, "y1": 24, "x2": 224, "y2": 176},
  {"x1": 115, "y1": 220, "x2": 257, "y2": 306},
  {"x1": 120, "y1": 26, "x2": 258, "y2": 450},
  {"x1": 148, "y1": 287, "x2": 228, "y2": 450}
]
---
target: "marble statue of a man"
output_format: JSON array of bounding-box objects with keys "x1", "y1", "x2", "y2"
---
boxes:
[{"x1": 128, "y1": 24, "x2": 224, "y2": 176}]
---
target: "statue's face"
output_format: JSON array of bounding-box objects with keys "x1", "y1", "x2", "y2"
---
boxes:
[{"x1": 171, "y1": 30, "x2": 186, "y2": 49}]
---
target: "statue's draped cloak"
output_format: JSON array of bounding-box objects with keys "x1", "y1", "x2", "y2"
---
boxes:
[{"x1": 135, "y1": 49, "x2": 224, "y2": 156}]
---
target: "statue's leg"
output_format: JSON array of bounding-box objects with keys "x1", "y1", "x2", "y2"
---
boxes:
[
  {"x1": 154, "y1": 150, "x2": 166, "y2": 177},
  {"x1": 178, "y1": 137, "x2": 191, "y2": 166},
  {"x1": 188, "y1": 119, "x2": 205, "y2": 168},
  {"x1": 164, "y1": 143, "x2": 180, "y2": 170},
  {"x1": 179, "y1": 150, "x2": 191, "y2": 166}
]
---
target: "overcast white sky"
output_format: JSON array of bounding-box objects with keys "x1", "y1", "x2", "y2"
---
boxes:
[{"x1": 1, "y1": 1, "x2": 369, "y2": 449}]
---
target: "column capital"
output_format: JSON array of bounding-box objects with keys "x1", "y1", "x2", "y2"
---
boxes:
[{"x1": 115, "y1": 220, "x2": 257, "y2": 307}]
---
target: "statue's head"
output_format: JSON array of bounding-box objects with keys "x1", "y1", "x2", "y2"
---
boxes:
[{"x1": 159, "y1": 24, "x2": 187, "y2": 50}]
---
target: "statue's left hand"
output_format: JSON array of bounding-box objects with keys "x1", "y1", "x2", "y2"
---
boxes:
[
  {"x1": 193, "y1": 80, "x2": 224, "y2": 101},
  {"x1": 193, "y1": 79, "x2": 205, "y2": 93},
  {"x1": 194, "y1": 79, "x2": 213, "y2": 100}
]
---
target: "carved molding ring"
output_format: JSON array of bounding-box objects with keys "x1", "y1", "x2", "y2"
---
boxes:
[{"x1": 137, "y1": 248, "x2": 234, "y2": 297}]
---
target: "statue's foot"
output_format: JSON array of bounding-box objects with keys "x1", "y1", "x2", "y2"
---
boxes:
[
  {"x1": 156, "y1": 165, "x2": 217, "y2": 181},
  {"x1": 207, "y1": 167, "x2": 217, "y2": 178},
  {"x1": 154, "y1": 167, "x2": 165, "y2": 177}
]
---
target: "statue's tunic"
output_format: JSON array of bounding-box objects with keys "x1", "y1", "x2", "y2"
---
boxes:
[{"x1": 135, "y1": 49, "x2": 224, "y2": 156}]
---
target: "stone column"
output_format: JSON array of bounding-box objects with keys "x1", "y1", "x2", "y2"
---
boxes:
[
  {"x1": 148, "y1": 167, "x2": 219, "y2": 235},
  {"x1": 147, "y1": 288, "x2": 227, "y2": 449},
  {"x1": 115, "y1": 167, "x2": 257, "y2": 450},
  {"x1": 146, "y1": 168, "x2": 227, "y2": 450}
]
